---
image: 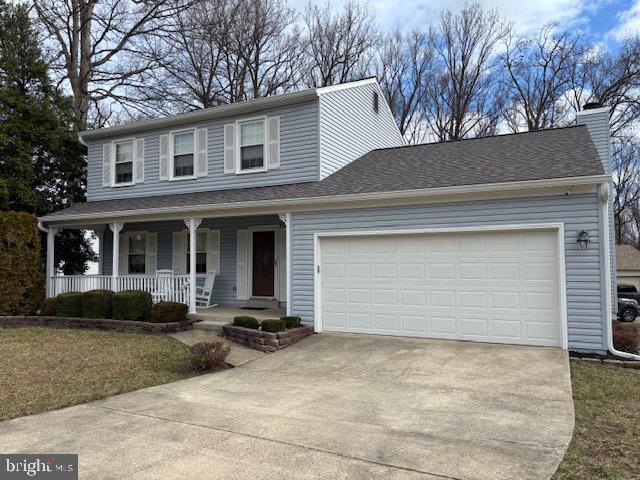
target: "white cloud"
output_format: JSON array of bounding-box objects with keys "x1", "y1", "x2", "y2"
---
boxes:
[
  {"x1": 294, "y1": 0, "x2": 592, "y2": 34},
  {"x1": 610, "y1": 0, "x2": 640, "y2": 40}
]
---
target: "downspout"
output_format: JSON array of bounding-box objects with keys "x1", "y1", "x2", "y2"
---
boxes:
[
  {"x1": 600, "y1": 182, "x2": 640, "y2": 360},
  {"x1": 37, "y1": 221, "x2": 48, "y2": 233}
]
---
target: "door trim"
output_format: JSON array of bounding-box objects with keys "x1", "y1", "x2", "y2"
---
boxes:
[
  {"x1": 313, "y1": 223, "x2": 568, "y2": 349},
  {"x1": 248, "y1": 226, "x2": 279, "y2": 299}
]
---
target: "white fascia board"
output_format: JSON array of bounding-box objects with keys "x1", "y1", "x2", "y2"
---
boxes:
[
  {"x1": 315, "y1": 77, "x2": 378, "y2": 95},
  {"x1": 40, "y1": 174, "x2": 611, "y2": 225}
]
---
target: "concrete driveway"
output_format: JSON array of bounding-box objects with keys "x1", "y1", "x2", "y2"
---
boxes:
[{"x1": 0, "y1": 334, "x2": 574, "y2": 480}]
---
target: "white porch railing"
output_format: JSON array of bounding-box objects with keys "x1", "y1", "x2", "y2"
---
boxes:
[{"x1": 50, "y1": 275, "x2": 191, "y2": 304}]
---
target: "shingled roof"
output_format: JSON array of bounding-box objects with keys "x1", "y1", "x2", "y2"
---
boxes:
[
  {"x1": 43, "y1": 125, "x2": 606, "y2": 221},
  {"x1": 617, "y1": 244, "x2": 640, "y2": 271}
]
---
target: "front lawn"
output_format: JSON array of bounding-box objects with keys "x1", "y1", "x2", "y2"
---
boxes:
[
  {"x1": 0, "y1": 327, "x2": 197, "y2": 421},
  {"x1": 553, "y1": 362, "x2": 640, "y2": 480}
]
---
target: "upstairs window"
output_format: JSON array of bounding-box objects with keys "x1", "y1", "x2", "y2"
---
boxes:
[
  {"x1": 173, "y1": 131, "x2": 195, "y2": 178},
  {"x1": 373, "y1": 92, "x2": 379, "y2": 114},
  {"x1": 115, "y1": 141, "x2": 134, "y2": 184},
  {"x1": 128, "y1": 234, "x2": 146, "y2": 274},
  {"x1": 239, "y1": 120, "x2": 265, "y2": 171}
]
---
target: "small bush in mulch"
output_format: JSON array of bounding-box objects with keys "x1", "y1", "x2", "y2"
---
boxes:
[
  {"x1": 613, "y1": 327, "x2": 640, "y2": 354},
  {"x1": 190, "y1": 341, "x2": 230, "y2": 371},
  {"x1": 261, "y1": 319, "x2": 286, "y2": 333},
  {"x1": 82, "y1": 290, "x2": 114, "y2": 319},
  {"x1": 40, "y1": 298, "x2": 57, "y2": 316},
  {"x1": 150, "y1": 302, "x2": 188, "y2": 323},
  {"x1": 55, "y1": 292, "x2": 83, "y2": 317},
  {"x1": 112, "y1": 290, "x2": 152, "y2": 321},
  {"x1": 281, "y1": 316, "x2": 301, "y2": 329},
  {"x1": 233, "y1": 316, "x2": 259, "y2": 329}
]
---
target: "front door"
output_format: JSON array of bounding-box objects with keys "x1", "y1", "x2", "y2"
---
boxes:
[{"x1": 252, "y1": 231, "x2": 275, "y2": 297}]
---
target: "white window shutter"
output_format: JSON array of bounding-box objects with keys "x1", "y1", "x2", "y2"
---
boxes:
[
  {"x1": 102, "y1": 143, "x2": 112, "y2": 187},
  {"x1": 196, "y1": 127, "x2": 208, "y2": 177},
  {"x1": 134, "y1": 138, "x2": 145, "y2": 183},
  {"x1": 159, "y1": 134, "x2": 170, "y2": 180},
  {"x1": 224, "y1": 124, "x2": 236, "y2": 174},
  {"x1": 119, "y1": 235, "x2": 129, "y2": 275},
  {"x1": 207, "y1": 229, "x2": 220, "y2": 274},
  {"x1": 172, "y1": 231, "x2": 184, "y2": 274},
  {"x1": 267, "y1": 116, "x2": 280, "y2": 169},
  {"x1": 145, "y1": 232, "x2": 157, "y2": 275},
  {"x1": 236, "y1": 230, "x2": 248, "y2": 300}
]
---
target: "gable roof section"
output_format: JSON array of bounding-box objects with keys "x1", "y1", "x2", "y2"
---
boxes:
[
  {"x1": 617, "y1": 244, "x2": 640, "y2": 271},
  {"x1": 43, "y1": 125, "x2": 606, "y2": 222},
  {"x1": 79, "y1": 78, "x2": 379, "y2": 141}
]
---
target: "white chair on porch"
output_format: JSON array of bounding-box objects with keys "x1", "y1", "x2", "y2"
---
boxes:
[
  {"x1": 195, "y1": 272, "x2": 217, "y2": 308},
  {"x1": 152, "y1": 269, "x2": 174, "y2": 303}
]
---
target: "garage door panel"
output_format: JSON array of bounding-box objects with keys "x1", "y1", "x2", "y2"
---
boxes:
[{"x1": 320, "y1": 229, "x2": 563, "y2": 347}]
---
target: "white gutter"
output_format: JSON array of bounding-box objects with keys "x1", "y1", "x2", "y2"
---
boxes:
[
  {"x1": 600, "y1": 182, "x2": 640, "y2": 360},
  {"x1": 40, "y1": 174, "x2": 611, "y2": 224},
  {"x1": 37, "y1": 221, "x2": 49, "y2": 233}
]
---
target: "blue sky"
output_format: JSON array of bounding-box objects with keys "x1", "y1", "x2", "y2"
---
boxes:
[{"x1": 297, "y1": 0, "x2": 640, "y2": 51}]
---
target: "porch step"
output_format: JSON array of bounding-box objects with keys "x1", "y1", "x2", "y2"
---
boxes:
[
  {"x1": 245, "y1": 298, "x2": 280, "y2": 310},
  {"x1": 191, "y1": 319, "x2": 226, "y2": 333}
]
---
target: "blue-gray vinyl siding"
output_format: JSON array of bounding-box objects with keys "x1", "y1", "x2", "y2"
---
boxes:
[
  {"x1": 102, "y1": 215, "x2": 282, "y2": 306},
  {"x1": 289, "y1": 194, "x2": 606, "y2": 352},
  {"x1": 87, "y1": 101, "x2": 319, "y2": 201},
  {"x1": 318, "y1": 83, "x2": 404, "y2": 179}
]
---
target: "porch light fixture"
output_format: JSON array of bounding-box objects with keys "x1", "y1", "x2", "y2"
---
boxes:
[{"x1": 576, "y1": 230, "x2": 591, "y2": 250}]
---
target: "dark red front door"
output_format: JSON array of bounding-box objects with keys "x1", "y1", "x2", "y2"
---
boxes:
[{"x1": 252, "y1": 231, "x2": 275, "y2": 297}]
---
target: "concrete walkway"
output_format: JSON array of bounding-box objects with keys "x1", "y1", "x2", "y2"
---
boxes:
[
  {"x1": 0, "y1": 334, "x2": 574, "y2": 480},
  {"x1": 170, "y1": 329, "x2": 265, "y2": 367}
]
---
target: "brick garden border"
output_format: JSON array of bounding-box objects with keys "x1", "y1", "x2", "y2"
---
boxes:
[
  {"x1": 0, "y1": 316, "x2": 194, "y2": 333},
  {"x1": 223, "y1": 324, "x2": 314, "y2": 352}
]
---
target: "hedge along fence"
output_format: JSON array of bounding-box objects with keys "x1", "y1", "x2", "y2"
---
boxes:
[{"x1": 0, "y1": 212, "x2": 44, "y2": 315}]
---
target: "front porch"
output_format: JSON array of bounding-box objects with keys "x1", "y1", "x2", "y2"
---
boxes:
[{"x1": 45, "y1": 213, "x2": 290, "y2": 314}]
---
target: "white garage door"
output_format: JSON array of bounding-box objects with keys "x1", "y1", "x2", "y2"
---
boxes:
[{"x1": 319, "y1": 229, "x2": 563, "y2": 347}]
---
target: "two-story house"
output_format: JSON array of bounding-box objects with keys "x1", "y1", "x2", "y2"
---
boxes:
[{"x1": 40, "y1": 78, "x2": 617, "y2": 355}]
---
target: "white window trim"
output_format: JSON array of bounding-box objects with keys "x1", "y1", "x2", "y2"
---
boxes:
[
  {"x1": 170, "y1": 128, "x2": 197, "y2": 181},
  {"x1": 124, "y1": 231, "x2": 146, "y2": 275},
  {"x1": 235, "y1": 116, "x2": 268, "y2": 175},
  {"x1": 111, "y1": 138, "x2": 135, "y2": 187},
  {"x1": 182, "y1": 227, "x2": 210, "y2": 277}
]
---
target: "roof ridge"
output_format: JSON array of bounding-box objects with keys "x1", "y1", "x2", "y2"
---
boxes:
[{"x1": 372, "y1": 124, "x2": 584, "y2": 153}]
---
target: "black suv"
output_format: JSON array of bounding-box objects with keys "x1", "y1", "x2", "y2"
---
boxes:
[{"x1": 618, "y1": 284, "x2": 640, "y2": 302}]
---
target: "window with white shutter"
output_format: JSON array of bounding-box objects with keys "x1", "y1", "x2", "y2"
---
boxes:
[{"x1": 224, "y1": 123, "x2": 236, "y2": 174}]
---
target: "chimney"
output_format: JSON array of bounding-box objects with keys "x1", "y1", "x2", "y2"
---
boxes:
[{"x1": 576, "y1": 103, "x2": 611, "y2": 174}]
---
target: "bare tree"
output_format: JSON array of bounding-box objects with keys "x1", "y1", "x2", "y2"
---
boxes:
[
  {"x1": 136, "y1": 0, "x2": 302, "y2": 114},
  {"x1": 134, "y1": 1, "x2": 229, "y2": 115},
  {"x1": 303, "y1": 1, "x2": 379, "y2": 87},
  {"x1": 230, "y1": 0, "x2": 303, "y2": 101},
  {"x1": 420, "y1": 4, "x2": 509, "y2": 141},
  {"x1": 613, "y1": 139, "x2": 640, "y2": 242},
  {"x1": 33, "y1": 0, "x2": 190, "y2": 127},
  {"x1": 501, "y1": 27, "x2": 583, "y2": 132},
  {"x1": 376, "y1": 30, "x2": 435, "y2": 143}
]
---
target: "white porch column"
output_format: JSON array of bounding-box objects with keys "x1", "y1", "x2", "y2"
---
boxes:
[
  {"x1": 94, "y1": 226, "x2": 105, "y2": 275},
  {"x1": 185, "y1": 218, "x2": 202, "y2": 314},
  {"x1": 110, "y1": 222, "x2": 124, "y2": 291},
  {"x1": 279, "y1": 212, "x2": 292, "y2": 315},
  {"x1": 46, "y1": 227, "x2": 59, "y2": 298}
]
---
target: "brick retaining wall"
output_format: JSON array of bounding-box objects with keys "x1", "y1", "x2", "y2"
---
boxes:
[
  {"x1": 0, "y1": 316, "x2": 194, "y2": 333},
  {"x1": 223, "y1": 324, "x2": 314, "y2": 352}
]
